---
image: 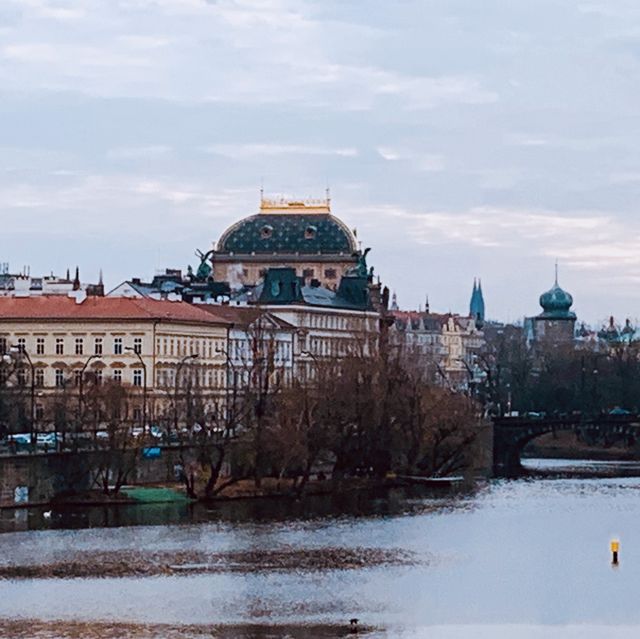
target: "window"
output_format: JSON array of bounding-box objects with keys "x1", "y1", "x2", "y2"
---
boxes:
[
  {"x1": 0, "y1": 337, "x2": 6, "y2": 354},
  {"x1": 75, "y1": 337, "x2": 84, "y2": 355},
  {"x1": 303, "y1": 268, "x2": 314, "y2": 279},
  {"x1": 55, "y1": 369, "x2": 65, "y2": 387},
  {"x1": 17, "y1": 369, "x2": 26, "y2": 386},
  {"x1": 304, "y1": 225, "x2": 317, "y2": 240},
  {"x1": 260, "y1": 224, "x2": 273, "y2": 239},
  {"x1": 94, "y1": 337, "x2": 103, "y2": 355},
  {"x1": 17, "y1": 337, "x2": 26, "y2": 353},
  {"x1": 55, "y1": 338, "x2": 64, "y2": 355},
  {"x1": 94, "y1": 369, "x2": 102, "y2": 385},
  {"x1": 133, "y1": 407, "x2": 142, "y2": 423},
  {"x1": 133, "y1": 337, "x2": 142, "y2": 354},
  {"x1": 133, "y1": 369, "x2": 143, "y2": 387},
  {"x1": 35, "y1": 369, "x2": 44, "y2": 387},
  {"x1": 36, "y1": 338, "x2": 45, "y2": 355},
  {"x1": 35, "y1": 404, "x2": 44, "y2": 421},
  {"x1": 114, "y1": 337, "x2": 122, "y2": 355},
  {"x1": 324, "y1": 268, "x2": 337, "y2": 280},
  {"x1": 113, "y1": 369, "x2": 122, "y2": 383},
  {"x1": 74, "y1": 370, "x2": 82, "y2": 386}
]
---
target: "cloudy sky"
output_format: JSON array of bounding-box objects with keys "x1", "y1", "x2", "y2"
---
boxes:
[{"x1": 2, "y1": 0, "x2": 640, "y2": 324}]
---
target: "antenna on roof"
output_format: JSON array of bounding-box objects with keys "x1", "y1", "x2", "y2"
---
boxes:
[{"x1": 555, "y1": 259, "x2": 559, "y2": 285}]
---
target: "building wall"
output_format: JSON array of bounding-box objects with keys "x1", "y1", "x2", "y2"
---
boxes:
[
  {"x1": 530, "y1": 317, "x2": 576, "y2": 344},
  {"x1": 262, "y1": 304, "x2": 380, "y2": 377},
  {"x1": 214, "y1": 257, "x2": 356, "y2": 289},
  {"x1": 0, "y1": 318, "x2": 228, "y2": 427}
]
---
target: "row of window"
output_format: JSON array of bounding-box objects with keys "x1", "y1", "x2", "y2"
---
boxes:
[
  {"x1": 255, "y1": 267, "x2": 338, "y2": 280},
  {"x1": 305, "y1": 313, "x2": 367, "y2": 331},
  {"x1": 4, "y1": 367, "x2": 229, "y2": 390},
  {"x1": 5, "y1": 368, "x2": 145, "y2": 388},
  {"x1": 156, "y1": 336, "x2": 224, "y2": 359},
  {"x1": 0, "y1": 336, "x2": 142, "y2": 356},
  {"x1": 228, "y1": 338, "x2": 292, "y2": 363},
  {"x1": 155, "y1": 368, "x2": 226, "y2": 388},
  {"x1": 308, "y1": 337, "x2": 358, "y2": 358}
]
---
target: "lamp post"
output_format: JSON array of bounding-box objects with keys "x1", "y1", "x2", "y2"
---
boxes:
[
  {"x1": 78, "y1": 354, "x2": 103, "y2": 433},
  {"x1": 300, "y1": 349, "x2": 320, "y2": 383},
  {"x1": 125, "y1": 346, "x2": 147, "y2": 434},
  {"x1": 9, "y1": 345, "x2": 35, "y2": 449},
  {"x1": 173, "y1": 353, "x2": 198, "y2": 438},
  {"x1": 77, "y1": 355, "x2": 102, "y2": 447}
]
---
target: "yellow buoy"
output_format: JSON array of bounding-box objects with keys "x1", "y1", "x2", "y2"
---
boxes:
[{"x1": 611, "y1": 540, "x2": 620, "y2": 565}]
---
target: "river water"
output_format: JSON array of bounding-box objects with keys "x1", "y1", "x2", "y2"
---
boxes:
[{"x1": 2, "y1": 460, "x2": 640, "y2": 638}]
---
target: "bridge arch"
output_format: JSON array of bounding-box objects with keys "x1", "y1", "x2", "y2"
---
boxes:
[{"x1": 492, "y1": 416, "x2": 640, "y2": 477}]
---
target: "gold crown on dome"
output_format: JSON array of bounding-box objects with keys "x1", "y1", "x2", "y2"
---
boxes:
[{"x1": 259, "y1": 194, "x2": 331, "y2": 214}]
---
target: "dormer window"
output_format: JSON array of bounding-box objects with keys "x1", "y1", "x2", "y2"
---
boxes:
[
  {"x1": 260, "y1": 225, "x2": 273, "y2": 239},
  {"x1": 304, "y1": 225, "x2": 317, "y2": 240}
]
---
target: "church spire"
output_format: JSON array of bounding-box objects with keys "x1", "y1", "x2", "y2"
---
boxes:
[
  {"x1": 72, "y1": 266, "x2": 80, "y2": 291},
  {"x1": 470, "y1": 277, "x2": 485, "y2": 327}
]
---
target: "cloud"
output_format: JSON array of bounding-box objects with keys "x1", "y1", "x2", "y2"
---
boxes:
[
  {"x1": 106, "y1": 145, "x2": 172, "y2": 160},
  {"x1": 376, "y1": 146, "x2": 445, "y2": 171},
  {"x1": 204, "y1": 144, "x2": 358, "y2": 159},
  {"x1": 352, "y1": 203, "x2": 626, "y2": 262},
  {"x1": 0, "y1": 0, "x2": 497, "y2": 110}
]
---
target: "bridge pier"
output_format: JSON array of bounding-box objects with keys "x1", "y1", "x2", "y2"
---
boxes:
[{"x1": 492, "y1": 435, "x2": 523, "y2": 477}]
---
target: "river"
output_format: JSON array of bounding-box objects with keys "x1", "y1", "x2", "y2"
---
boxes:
[{"x1": 1, "y1": 460, "x2": 640, "y2": 638}]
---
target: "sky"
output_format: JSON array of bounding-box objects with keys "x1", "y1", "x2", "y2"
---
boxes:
[{"x1": 2, "y1": 0, "x2": 640, "y2": 325}]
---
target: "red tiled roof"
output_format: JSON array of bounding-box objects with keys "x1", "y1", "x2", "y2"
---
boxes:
[{"x1": 0, "y1": 295, "x2": 231, "y2": 325}]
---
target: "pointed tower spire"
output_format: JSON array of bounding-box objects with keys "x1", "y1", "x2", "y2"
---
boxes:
[
  {"x1": 554, "y1": 259, "x2": 559, "y2": 286},
  {"x1": 470, "y1": 276, "x2": 485, "y2": 327},
  {"x1": 65, "y1": 268, "x2": 70, "y2": 281},
  {"x1": 72, "y1": 266, "x2": 80, "y2": 291},
  {"x1": 425, "y1": 294, "x2": 430, "y2": 314},
  {"x1": 98, "y1": 268, "x2": 103, "y2": 285}
]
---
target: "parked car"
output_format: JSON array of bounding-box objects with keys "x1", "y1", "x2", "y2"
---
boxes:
[{"x1": 8, "y1": 433, "x2": 31, "y2": 446}]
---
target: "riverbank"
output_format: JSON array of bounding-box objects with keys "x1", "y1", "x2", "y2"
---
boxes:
[
  {"x1": 524, "y1": 431, "x2": 640, "y2": 461},
  {"x1": 33, "y1": 475, "x2": 471, "y2": 510}
]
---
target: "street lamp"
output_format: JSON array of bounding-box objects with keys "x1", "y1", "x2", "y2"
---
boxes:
[
  {"x1": 78, "y1": 354, "x2": 102, "y2": 441},
  {"x1": 125, "y1": 346, "x2": 147, "y2": 434},
  {"x1": 9, "y1": 345, "x2": 35, "y2": 449},
  {"x1": 173, "y1": 353, "x2": 198, "y2": 438},
  {"x1": 300, "y1": 349, "x2": 320, "y2": 383}
]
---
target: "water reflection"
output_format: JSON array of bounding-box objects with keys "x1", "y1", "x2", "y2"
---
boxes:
[{"x1": 0, "y1": 483, "x2": 479, "y2": 534}]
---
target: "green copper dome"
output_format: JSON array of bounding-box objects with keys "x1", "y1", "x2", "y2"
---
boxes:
[
  {"x1": 539, "y1": 280, "x2": 575, "y2": 319},
  {"x1": 217, "y1": 213, "x2": 357, "y2": 255}
]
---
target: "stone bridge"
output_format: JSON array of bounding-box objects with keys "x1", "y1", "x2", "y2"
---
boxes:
[{"x1": 492, "y1": 414, "x2": 640, "y2": 476}]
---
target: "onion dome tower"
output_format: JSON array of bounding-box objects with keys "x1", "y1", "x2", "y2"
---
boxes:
[
  {"x1": 531, "y1": 264, "x2": 576, "y2": 344},
  {"x1": 538, "y1": 277, "x2": 576, "y2": 320}
]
